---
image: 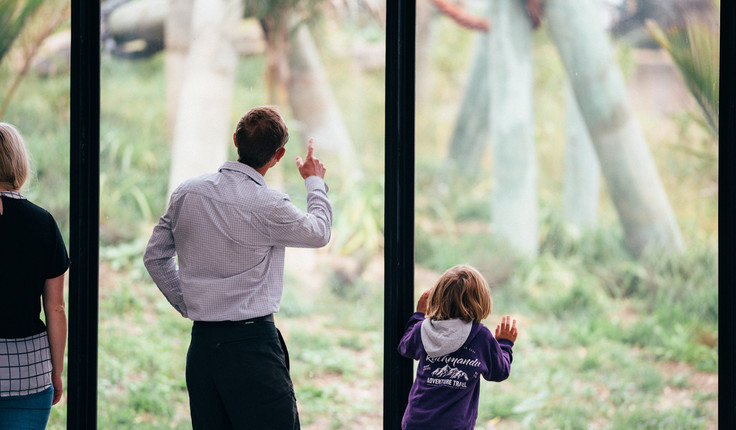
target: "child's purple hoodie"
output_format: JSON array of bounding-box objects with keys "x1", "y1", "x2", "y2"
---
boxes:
[{"x1": 397, "y1": 312, "x2": 514, "y2": 430}]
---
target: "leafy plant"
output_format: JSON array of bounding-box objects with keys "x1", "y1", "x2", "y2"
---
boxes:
[
  {"x1": 329, "y1": 176, "x2": 384, "y2": 257},
  {"x1": 0, "y1": 0, "x2": 43, "y2": 62},
  {"x1": 646, "y1": 1, "x2": 720, "y2": 137},
  {"x1": 0, "y1": 0, "x2": 70, "y2": 119}
]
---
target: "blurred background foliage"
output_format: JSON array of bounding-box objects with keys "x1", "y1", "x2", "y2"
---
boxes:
[
  {"x1": 0, "y1": 0, "x2": 719, "y2": 428},
  {"x1": 647, "y1": 0, "x2": 720, "y2": 137}
]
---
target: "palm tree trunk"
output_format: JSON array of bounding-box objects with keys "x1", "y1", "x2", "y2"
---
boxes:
[
  {"x1": 447, "y1": 31, "x2": 490, "y2": 173},
  {"x1": 167, "y1": 0, "x2": 243, "y2": 195},
  {"x1": 563, "y1": 83, "x2": 600, "y2": 233},
  {"x1": 546, "y1": 0, "x2": 684, "y2": 257},
  {"x1": 415, "y1": 0, "x2": 437, "y2": 105},
  {"x1": 488, "y1": 0, "x2": 538, "y2": 256},
  {"x1": 165, "y1": 0, "x2": 193, "y2": 140},
  {"x1": 286, "y1": 21, "x2": 360, "y2": 181}
]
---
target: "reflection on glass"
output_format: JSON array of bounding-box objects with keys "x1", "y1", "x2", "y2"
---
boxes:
[{"x1": 414, "y1": 1, "x2": 718, "y2": 428}]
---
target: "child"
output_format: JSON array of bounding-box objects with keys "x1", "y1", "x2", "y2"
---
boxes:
[{"x1": 397, "y1": 265, "x2": 518, "y2": 430}]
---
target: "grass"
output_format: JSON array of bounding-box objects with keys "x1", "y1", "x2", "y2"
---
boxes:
[{"x1": 0, "y1": 13, "x2": 718, "y2": 430}]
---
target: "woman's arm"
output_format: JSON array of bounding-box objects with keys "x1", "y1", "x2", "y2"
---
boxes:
[{"x1": 43, "y1": 272, "x2": 67, "y2": 405}]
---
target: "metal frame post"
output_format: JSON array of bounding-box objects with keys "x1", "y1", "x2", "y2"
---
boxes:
[
  {"x1": 68, "y1": 0, "x2": 100, "y2": 427},
  {"x1": 719, "y1": 2, "x2": 734, "y2": 428},
  {"x1": 384, "y1": 1, "x2": 416, "y2": 428}
]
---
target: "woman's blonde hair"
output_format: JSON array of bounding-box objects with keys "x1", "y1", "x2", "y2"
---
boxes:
[
  {"x1": 0, "y1": 123, "x2": 30, "y2": 191},
  {"x1": 426, "y1": 265, "x2": 492, "y2": 322}
]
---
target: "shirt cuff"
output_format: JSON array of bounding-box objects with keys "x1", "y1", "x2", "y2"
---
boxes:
[{"x1": 305, "y1": 176, "x2": 329, "y2": 193}]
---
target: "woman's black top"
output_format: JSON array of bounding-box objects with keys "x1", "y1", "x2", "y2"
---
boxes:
[{"x1": 0, "y1": 196, "x2": 70, "y2": 338}]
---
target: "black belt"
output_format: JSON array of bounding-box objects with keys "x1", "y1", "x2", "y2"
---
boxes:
[{"x1": 193, "y1": 314, "x2": 274, "y2": 327}]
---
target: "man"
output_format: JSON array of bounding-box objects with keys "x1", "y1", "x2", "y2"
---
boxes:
[{"x1": 143, "y1": 106, "x2": 331, "y2": 429}]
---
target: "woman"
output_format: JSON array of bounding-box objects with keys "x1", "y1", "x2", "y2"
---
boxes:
[{"x1": 0, "y1": 122, "x2": 70, "y2": 429}]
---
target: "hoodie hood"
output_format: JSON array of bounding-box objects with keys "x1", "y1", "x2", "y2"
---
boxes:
[{"x1": 420, "y1": 318, "x2": 473, "y2": 358}]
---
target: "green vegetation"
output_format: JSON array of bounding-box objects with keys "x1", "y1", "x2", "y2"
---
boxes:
[
  {"x1": 0, "y1": 13, "x2": 717, "y2": 429},
  {"x1": 0, "y1": 0, "x2": 44, "y2": 63},
  {"x1": 646, "y1": 0, "x2": 720, "y2": 137}
]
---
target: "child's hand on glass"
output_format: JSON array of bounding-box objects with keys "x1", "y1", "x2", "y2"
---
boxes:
[
  {"x1": 495, "y1": 316, "x2": 518, "y2": 342},
  {"x1": 417, "y1": 290, "x2": 431, "y2": 314}
]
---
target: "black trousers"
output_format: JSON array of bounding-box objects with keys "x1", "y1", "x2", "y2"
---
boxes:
[{"x1": 186, "y1": 317, "x2": 300, "y2": 430}]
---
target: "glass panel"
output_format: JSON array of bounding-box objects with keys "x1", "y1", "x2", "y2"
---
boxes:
[
  {"x1": 0, "y1": 1, "x2": 71, "y2": 235},
  {"x1": 96, "y1": 1, "x2": 385, "y2": 428},
  {"x1": 0, "y1": 0, "x2": 71, "y2": 428},
  {"x1": 0, "y1": 1, "x2": 71, "y2": 425},
  {"x1": 413, "y1": 0, "x2": 717, "y2": 428}
]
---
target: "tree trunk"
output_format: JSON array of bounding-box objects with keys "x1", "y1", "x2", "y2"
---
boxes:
[
  {"x1": 546, "y1": 0, "x2": 684, "y2": 257},
  {"x1": 563, "y1": 83, "x2": 600, "y2": 233},
  {"x1": 415, "y1": 0, "x2": 437, "y2": 105},
  {"x1": 167, "y1": 0, "x2": 243, "y2": 195},
  {"x1": 488, "y1": 0, "x2": 538, "y2": 257},
  {"x1": 286, "y1": 21, "x2": 360, "y2": 181},
  {"x1": 165, "y1": 0, "x2": 193, "y2": 140},
  {"x1": 447, "y1": 31, "x2": 490, "y2": 173}
]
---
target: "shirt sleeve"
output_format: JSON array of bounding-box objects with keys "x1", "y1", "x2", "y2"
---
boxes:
[
  {"x1": 143, "y1": 193, "x2": 188, "y2": 318},
  {"x1": 45, "y1": 213, "x2": 70, "y2": 279},
  {"x1": 397, "y1": 312, "x2": 426, "y2": 360},
  {"x1": 261, "y1": 176, "x2": 333, "y2": 248}
]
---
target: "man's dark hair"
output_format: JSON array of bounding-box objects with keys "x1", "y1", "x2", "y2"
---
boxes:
[{"x1": 234, "y1": 106, "x2": 289, "y2": 168}]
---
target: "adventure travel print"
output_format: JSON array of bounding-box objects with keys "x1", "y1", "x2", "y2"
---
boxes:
[{"x1": 424, "y1": 347, "x2": 481, "y2": 389}]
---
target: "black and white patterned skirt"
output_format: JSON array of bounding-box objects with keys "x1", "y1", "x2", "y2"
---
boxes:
[{"x1": 0, "y1": 332, "x2": 53, "y2": 397}]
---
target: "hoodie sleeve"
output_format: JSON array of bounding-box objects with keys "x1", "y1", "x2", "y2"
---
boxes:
[
  {"x1": 482, "y1": 329, "x2": 514, "y2": 382},
  {"x1": 397, "y1": 312, "x2": 426, "y2": 360}
]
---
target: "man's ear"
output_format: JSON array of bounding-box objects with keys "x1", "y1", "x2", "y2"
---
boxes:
[
  {"x1": 274, "y1": 146, "x2": 286, "y2": 162},
  {"x1": 233, "y1": 133, "x2": 238, "y2": 148}
]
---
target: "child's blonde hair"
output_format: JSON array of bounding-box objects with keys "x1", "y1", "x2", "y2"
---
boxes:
[{"x1": 426, "y1": 265, "x2": 492, "y2": 322}]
